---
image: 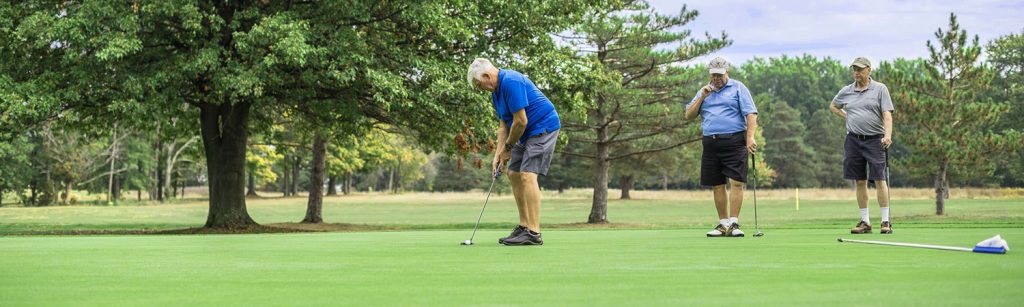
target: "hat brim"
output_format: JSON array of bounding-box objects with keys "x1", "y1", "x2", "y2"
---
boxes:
[
  {"x1": 709, "y1": 68, "x2": 727, "y2": 74},
  {"x1": 850, "y1": 63, "x2": 869, "y2": 69}
]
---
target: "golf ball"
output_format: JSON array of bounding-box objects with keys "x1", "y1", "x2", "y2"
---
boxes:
[{"x1": 463, "y1": 240, "x2": 472, "y2": 245}]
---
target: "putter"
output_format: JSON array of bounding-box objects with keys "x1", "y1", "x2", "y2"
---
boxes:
[
  {"x1": 751, "y1": 153, "x2": 764, "y2": 237},
  {"x1": 461, "y1": 167, "x2": 503, "y2": 246}
]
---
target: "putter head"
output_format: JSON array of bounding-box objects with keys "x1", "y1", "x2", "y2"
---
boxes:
[
  {"x1": 754, "y1": 232, "x2": 765, "y2": 237},
  {"x1": 460, "y1": 240, "x2": 473, "y2": 246}
]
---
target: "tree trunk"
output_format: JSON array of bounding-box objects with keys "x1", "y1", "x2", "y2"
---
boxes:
[
  {"x1": 282, "y1": 159, "x2": 290, "y2": 197},
  {"x1": 387, "y1": 168, "x2": 395, "y2": 194},
  {"x1": 163, "y1": 143, "x2": 173, "y2": 200},
  {"x1": 153, "y1": 123, "x2": 164, "y2": 202},
  {"x1": 326, "y1": 176, "x2": 337, "y2": 196},
  {"x1": 107, "y1": 122, "x2": 118, "y2": 203},
  {"x1": 246, "y1": 172, "x2": 257, "y2": 196},
  {"x1": 394, "y1": 170, "x2": 401, "y2": 193},
  {"x1": 662, "y1": 172, "x2": 669, "y2": 191},
  {"x1": 62, "y1": 179, "x2": 71, "y2": 205},
  {"x1": 30, "y1": 179, "x2": 37, "y2": 205},
  {"x1": 589, "y1": 132, "x2": 610, "y2": 224},
  {"x1": 303, "y1": 134, "x2": 327, "y2": 223},
  {"x1": 620, "y1": 175, "x2": 634, "y2": 200},
  {"x1": 344, "y1": 172, "x2": 352, "y2": 195},
  {"x1": 200, "y1": 101, "x2": 257, "y2": 229},
  {"x1": 935, "y1": 159, "x2": 949, "y2": 215},
  {"x1": 112, "y1": 175, "x2": 121, "y2": 201},
  {"x1": 137, "y1": 188, "x2": 141, "y2": 201},
  {"x1": 291, "y1": 155, "x2": 300, "y2": 196}
]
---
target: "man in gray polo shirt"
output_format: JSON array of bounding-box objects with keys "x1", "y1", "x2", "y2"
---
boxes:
[{"x1": 829, "y1": 57, "x2": 895, "y2": 234}]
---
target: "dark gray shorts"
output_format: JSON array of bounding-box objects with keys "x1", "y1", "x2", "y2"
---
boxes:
[
  {"x1": 509, "y1": 130, "x2": 559, "y2": 176},
  {"x1": 843, "y1": 133, "x2": 888, "y2": 182}
]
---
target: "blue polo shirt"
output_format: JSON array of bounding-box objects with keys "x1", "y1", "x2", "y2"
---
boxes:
[
  {"x1": 685, "y1": 79, "x2": 758, "y2": 136},
  {"x1": 492, "y1": 69, "x2": 561, "y2": 144}
]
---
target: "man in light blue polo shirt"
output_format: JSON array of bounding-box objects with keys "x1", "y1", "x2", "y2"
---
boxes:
[
  {"x1": 467, "y1": 58, "x2": 561, "y2": 246},
  {"x1": 684, "y1": 56, "x2": 759, "y2": 237}
]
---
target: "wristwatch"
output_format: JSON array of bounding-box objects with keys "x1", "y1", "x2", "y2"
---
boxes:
[{"x1": 504, "y1": 142, "x2": 514, "y2": 152}]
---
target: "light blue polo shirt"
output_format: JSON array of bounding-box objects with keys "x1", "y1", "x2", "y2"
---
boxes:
[
  {"x1": 491, "y1": 69, "x2": 561, "y2": 144},
  {"x1": 685, "y1": 79, "x2": 758, "y2": 136}
]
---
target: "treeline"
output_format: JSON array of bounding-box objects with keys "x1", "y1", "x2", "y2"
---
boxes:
[{"x1": 1, "y1": 1, "x2": 1020, "y2": 225}]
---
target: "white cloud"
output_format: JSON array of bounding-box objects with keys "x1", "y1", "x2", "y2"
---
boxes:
[{"x1": 646, "y1": 0, "x2": 1024, "y2": 65}]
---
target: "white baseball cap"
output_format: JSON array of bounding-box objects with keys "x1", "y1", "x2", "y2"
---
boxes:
[{"x1": 708, "y1": 56, "x2": 730, "y2": 74}]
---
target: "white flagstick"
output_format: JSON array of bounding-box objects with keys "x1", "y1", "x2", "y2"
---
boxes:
[{"x1": 838, "y1": 238, "x2": 973, "y2": 252}]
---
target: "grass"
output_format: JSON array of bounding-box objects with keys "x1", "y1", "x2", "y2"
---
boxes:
[
  {"x1": 1, "y1": 229, "x2": 1022, "y2": 306},
  {"x1": 0, "y1": 189, "x2": 1021, "y2": 234},
  {"x1": 0, "y1": 189, "x2": 1022, "y2": 305}
]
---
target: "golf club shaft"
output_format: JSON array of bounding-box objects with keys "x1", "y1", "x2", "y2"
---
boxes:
[
  {"x1": 839, "y1": 238, "x2": 973, "y2": 252},
  {"x1": 885, "y1": 148, "x2": 891, "y2": 222},
  {"x1": 751, "y1": 152, "x2": 760, "y2": 232},
  {"x1": 468, "y1": 172, "x2": 500, "y2": 242}
]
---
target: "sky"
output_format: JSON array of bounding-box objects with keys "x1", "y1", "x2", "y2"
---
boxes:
[{"x1": 646, "y1": 0, "x2": 1024, "y2": 66}]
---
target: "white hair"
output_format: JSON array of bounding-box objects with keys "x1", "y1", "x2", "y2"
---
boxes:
[{"x1": 467, "y1": 58, "x2": 496, "y2": 87}]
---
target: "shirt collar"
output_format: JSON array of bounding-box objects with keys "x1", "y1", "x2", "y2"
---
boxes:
[
  {"x1": 718, "y1": 78, "x2": 735, "y2": 90},
  {"x1": 851, "y1": 78, "x2": 875, "y2": 92},
  {"x1": 495, "y1": 69, "x2": 506, "y2": 94}
]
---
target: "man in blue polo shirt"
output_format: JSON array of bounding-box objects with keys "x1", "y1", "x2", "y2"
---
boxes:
[
  {"x1": 467, "y1": 58, "x2": 561, "y2": 246},
  {"x1": 684, "y1": 56, "x2": 759, "y2": 237}
]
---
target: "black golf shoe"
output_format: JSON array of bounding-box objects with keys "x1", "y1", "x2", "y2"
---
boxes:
[
  {"x1": 498, "y1": 225, "x2": 527, "y2": 244},
  {"x1": 502, "y1": 229, "x2": 543, "y2": 245}
]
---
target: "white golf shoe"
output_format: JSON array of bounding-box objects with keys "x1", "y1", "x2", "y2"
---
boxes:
[
  {"x1": 707, "y1": 224, "x2": 729, "y2": 237},
  {"x1": 728, "y1": 223, "x2": 745, "y2": 237}
]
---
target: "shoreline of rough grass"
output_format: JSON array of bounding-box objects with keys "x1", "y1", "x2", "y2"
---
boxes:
[
  {"x1": 3, "y1": 187, "x2": 1024, "y2": 207},
  {"x1": 1, "y1": 191, "x2": 1021, "y2": 235}
]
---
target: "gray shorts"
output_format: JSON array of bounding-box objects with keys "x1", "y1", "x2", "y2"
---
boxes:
[{"x1": 509, "y1": 130, "x2": 559, "y2": 176}]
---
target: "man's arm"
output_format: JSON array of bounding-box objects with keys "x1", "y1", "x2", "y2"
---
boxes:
[
  {"x1": 745, "y1": 113, "x2": 758, "y2": 153},
  {"x1": 881, "y1": 111, "x2": 893, "y2": 149},
  {"x1": 829, "y1": 101, "x2": 846, "y2": 120},
  {"x1": 496, "y1": 121, "x2": 509, "y2": 155},
  {"x1": 493, "y1": 121, "x2": 509, "y2": 173},
  {"x1": 686, "y1": 85, "x2": 713, "y2": 120},
  {"x1": 505, "y1": 109, "x2": 528, "y2": 145}
]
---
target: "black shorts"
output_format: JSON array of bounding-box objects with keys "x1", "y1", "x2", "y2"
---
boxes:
[
  {"x1": 700, "y1": 132, "x2": 748, "y2": 186},
  {"x1": 843, "y1": 133, "x2": 888, "y2": 182}
]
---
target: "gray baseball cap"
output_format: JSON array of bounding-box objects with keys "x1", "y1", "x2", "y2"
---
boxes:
[{"x1": 851, "y1": 57, "x2": 871, "y2": 69}]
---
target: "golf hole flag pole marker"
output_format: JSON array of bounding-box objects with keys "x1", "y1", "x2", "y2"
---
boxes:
[{"x1": 838, "y1": 235, "x2": 1009, "y2": 254}]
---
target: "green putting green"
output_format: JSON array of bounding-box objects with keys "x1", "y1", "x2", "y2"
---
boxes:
[
  {"x1": 2, "y1": 193, "x2": 1022, "y2": 305},
  {"x1": 1, "y1": 228, "x2": 1022, "y2": 305}
]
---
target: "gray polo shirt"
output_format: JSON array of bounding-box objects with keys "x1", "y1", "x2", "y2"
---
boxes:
[{"x1": 832, "y1": 79, "x2": 894, "y2": 136}]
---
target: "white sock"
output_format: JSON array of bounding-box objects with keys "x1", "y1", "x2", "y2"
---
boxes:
[
  {"x1": 881, "y1": 207, "x2": 890, "y2": 223},
  {"x1": 720, "y1": 219, "x2": 730, "y2": 227},
  {"x1": 860, "y1": 208, "x2": 870, "y2": 223},
  {"x1": 729, "y1": 217, "x2": 738, "y2": 225}
]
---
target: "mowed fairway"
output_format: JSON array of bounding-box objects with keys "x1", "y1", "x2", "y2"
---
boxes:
[{"x1": 1, "y1": 190, "x2": 1022, "y2": 305}]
